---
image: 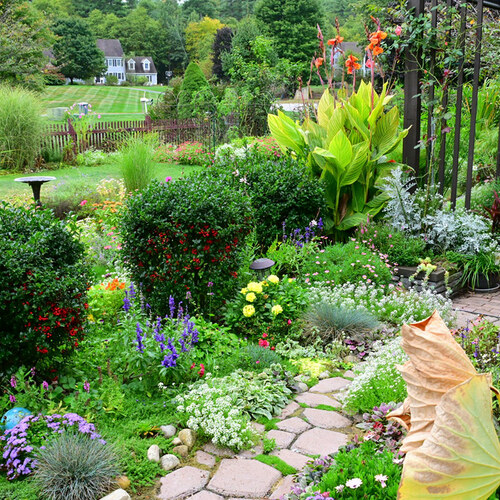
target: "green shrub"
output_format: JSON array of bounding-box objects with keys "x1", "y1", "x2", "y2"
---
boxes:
[
  {"x1": 0, "y1": 85, "x2": 46, "y2": 171},
  {"x1": 105, "y1": 75, "x2": 118, "y2": 86},
  {"x1": 0, "y1": 204, "x2": 89, "y2": 373},
  {"x1": 211, "y1": 154, "x2": 325, "y2": 249},
  {"x1": 120, "y1": 174, "x2": 253, "y2": 315},
  {"x1": 118, "y1": 134, "x2": 157, "y2": 192},
  {"x1": 357, "y1": 222, "x2": 427, "y2": 267},
  {"x1": 148, "y1": 87, "x2": 178, "y2": 120},
  {"x1": 177, "y1": 62, "x2": 212, "y2": 118},
  {"x1": 34, "y1": 432, "x2": 118, "y2": 500}
]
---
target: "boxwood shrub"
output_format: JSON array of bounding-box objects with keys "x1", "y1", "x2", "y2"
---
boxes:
[
  {"x1": 120, "y1": 175, "x2": 253, "y2": 315},
  {"x1": 0, "y1": 204, "x2": 89, "y2": 374},
  {"x1": 211, "y1": 154, "x2": 325, "y2": 249}
]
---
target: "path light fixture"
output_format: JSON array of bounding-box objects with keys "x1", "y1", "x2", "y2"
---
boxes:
[{"x1": 249, "y1": 258, "x2": 275, "y2": 280}]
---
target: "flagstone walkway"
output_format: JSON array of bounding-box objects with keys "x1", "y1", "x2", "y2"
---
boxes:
[
  {"x1": 156, "y1": 373, "x2": 355, "y2": 500},
  {"x1": 453, "y1": 290, "x2": 500, "y2": 328}
]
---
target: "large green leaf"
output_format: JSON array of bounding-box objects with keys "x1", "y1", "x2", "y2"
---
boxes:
[
  {"x1": 398, "y1": 374, "x2": 500, "y2": 500},
  {"x1": 340, "y1": 142, "x2": 367, "y2": 187},
  {"x1": 372, "y1": 129, "x2": 409, "y2": 161},
  {"x1": 326, "y1": 107, "x2": 346, "y2": 144},
  {"x1": 367, "y1": 82, "x2": 388, "y2": 129},
  {"x1": 350, "y1": 183, "x2": 366, "y2": 212},
  {"x1": 337, "y1": 212, "x2": 369, "y2": 230},
  {"x1": 345, "y1": 103, "x2": 369, "y2": 140},
  {"x1": 317, "y1": 90, "x2": 335, "y2": 128},
  {"x1": 328, "y1": 130, "x2": 352, "y2": 170},
  {"x1": 372, "y1": 106, "x2": 400, "y2": 155},
  {"x1": 319, "y1": 168, "x2": 339, "y2": 210},
  {"x1": 268, "y1": 111, "x2": 304, "y2": 154}
]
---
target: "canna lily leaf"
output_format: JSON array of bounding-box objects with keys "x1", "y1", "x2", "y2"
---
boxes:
[
  {"x1": 337, "y1": 212, "x2": 369, "y2": 230},
  {"x1": 329, "y1": 130, "x2": 352, "y2": 170},
  {"x1": 326, "y1": 107, "x2": 346, "y2": 143},
  {"x1": 388, "y1": 311, "x2": 478, "y2": 454},
  {"x1": 398, "y1": 374, "x2": 500, "y2": 500},
  {"x1": 345, "y1": 103, "x2": 369, "y2": 140},
  {"x1": 317, "y1": 90, "x2": 335, "y2": 128},
  {"x1": 372, "y1": 106, "x2": 400, "y2": 155},
  {"x1": 340, "y1": 142, "x2": 368, "y2": 187},
  {"x1": 367, "y1": 82, "x2": 389, "y2": 130},
  {"x1": 268, "y1": 111, "x2": 304, "y2": 154}
]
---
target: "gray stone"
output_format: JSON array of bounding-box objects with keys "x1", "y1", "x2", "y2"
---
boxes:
[
  {"x1": 160, "y1": 454, "x2": 180, "y2": 471},
  {"x1": 196, "y1": 450, "x2": 216, "y2": 467},
  {"x1": 178, "y1": 428, "x2": 196, "y2": 449},
  {"x1": 189, "y1": 492, "x2": 224, "y2": 500},
  {"x1": 147, "y1": 444, "x2": 161, "y2": 463},
  {"x1": 158, "y1": 466, "x2": 210, "y2": 500},
  {"x1": 294, "y1": 374, "x2": 309, "y2": 382},
  {"x1": 343, "y1": 370, "x2": 356, "y2": 379},
  {"x1": 161, "y1": 425, "x2": 176, "y2": 438},
  {"x1": 207, "y1": 459, "x2": 281, "y2": 497},
  {"x1": 278, "y1": 401, "x2": 301, "y2": 419},
  {"x1": 344, "y1": 355, "x2": 359, "y2": 363},
  {"x1": 302, "y1": 408, "x2": 351, "y2": 429},
  {"x1": 100, "y1": 490, "x2": 130, "y2": 500},
  {"x1": 266, "y1": 429, "x2": 295, "y2": 449},
  {"x1": 236, "y1": 445, "x2": 263, "y2": 459},
  {"x1": 172, "y1": 437, "x2": 182, "y2": 445},
  {"x1": 203, "y1": 442, "x2": 235, "y2": 457},
  {"x1": 319, "y1": 371, "x2": 330, "y2": 379},
  {"x1": 295, "y1": 392, "x2": 341, "y2": 408},
  {"x1": 173, "y1": 445, "x2": 189, "y2": 457},
  {"x1": 276, "y1": 417, "x2": 311, "y2": 434},
  {"x1": 250, "y1": 422, "x2": 265, "y2": 433},
  {"x1": 293, "y1": 428, "x2": 348, "y2": 456},
  {"x1": 295, "y1": 382, "x2": 309, "y2": 393},
  {"x1": 270, "y1": 476, "x2": 295, "y2": 499},
  {"x1": 271, "y1": 449, "x2": 311, "y2": 470},
  {"x1": 309, "y1": 377, "x2": 351, "y2": 393}
]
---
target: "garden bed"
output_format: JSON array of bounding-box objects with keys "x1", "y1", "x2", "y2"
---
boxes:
[{"x1": 395, "y1": 266, "x2": 464, "y2": 296}]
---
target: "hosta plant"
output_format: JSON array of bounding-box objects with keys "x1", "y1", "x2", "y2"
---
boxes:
[{"x1": 268, "y1": 82, "x2": 409, "y2": 232}]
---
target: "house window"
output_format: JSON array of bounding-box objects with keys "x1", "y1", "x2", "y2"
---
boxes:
[
  {"x1": 128, "y1": 59, "x2": 135, "y2": 71},
  {"x1": 144, "y1": 60, "x2": 150, "y2": 71}
]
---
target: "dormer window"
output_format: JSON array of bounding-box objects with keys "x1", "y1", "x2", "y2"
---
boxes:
[
  {"x1": 127, "y1": 59, "x2": 135, "y2": 71},
  {"x1": 143, "y1": 59, "x2": 150, "y2": 71}
]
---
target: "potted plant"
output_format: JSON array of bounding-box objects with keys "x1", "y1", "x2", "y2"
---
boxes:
[{"x1": 448, "y1": 251, "x2": 500, "y2": 292}]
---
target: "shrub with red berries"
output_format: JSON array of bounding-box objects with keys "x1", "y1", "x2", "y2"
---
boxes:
[
  {"x1": 120, "y1": 173, "x2": 253, "y2": 315},
  {"x1": 0, "y1": 204, "x2": 89, "y2": 373}
]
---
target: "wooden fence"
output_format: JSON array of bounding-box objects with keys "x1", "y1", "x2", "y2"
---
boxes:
[{"x1": 41, "y1": 115, "x2": 214, "y2": 154}]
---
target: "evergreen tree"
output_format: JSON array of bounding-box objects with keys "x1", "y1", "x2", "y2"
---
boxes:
[
  {"x1": 212, "y1": 27, "x2": 233, "y2": 80},
  {"x1": 177, "y1": 62, "x2": 211, "y2": 118}
]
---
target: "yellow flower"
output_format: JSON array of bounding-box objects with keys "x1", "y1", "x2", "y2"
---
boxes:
[
  {"x1": 240, "y1": 287, "x2": 248, "y2": 294},
  {"x1": 268, "y1": 275, "x2": 279, "y2": 284},
  {"x1": 272, "y1": 304, "x2": 283, "y2": 316},
  {"x1": 243, "y1": 305, "x2": 256, "y2": 317},
  {"x1": 288, "y1": 278, "x2": 294, "y2": 283},
  {"x1": 246, "y1": 292, "x2": 256, "y2": 303},
  {"x1": 247, "y1": 282, "x2": 263, "y2": 294}
]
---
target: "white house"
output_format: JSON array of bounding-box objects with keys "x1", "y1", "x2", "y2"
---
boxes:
[{"x1": 125, "y1": 57, "x2": 158, "y2": 85}]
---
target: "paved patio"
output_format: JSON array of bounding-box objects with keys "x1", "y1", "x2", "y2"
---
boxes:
[{"x1": 453, "y1": 290, "x2": 500, "y2": 328}]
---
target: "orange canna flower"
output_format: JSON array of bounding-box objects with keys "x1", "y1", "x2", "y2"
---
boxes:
[
  {"x1": 315, "y1": 57, "x2": 324, "y2": 69},
  {"x1": 373, "y1": 45, "x2": 384, "y2": 56},
  {"x1": 345, "y1": 54, "x2": 361, "y2": 74},
  {"x1": 369, "y1": 30, "x2": 387, "y2": 44},
  {"x1": 327, "y1": 35, "x2": 344, "y2": 46}
]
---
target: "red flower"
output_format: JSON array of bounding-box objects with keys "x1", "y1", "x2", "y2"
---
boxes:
[
  {"x1": 327, "y1": 35, "x2": 344, "y2": 46},
  {"x1": 345, "y1": 55, "x2": 361, "y2": 74},
  {"x1": 198, "y1": 363, "x2": 205, "y2": 377},
  {"x1": 258, "y1": 339, "x2": 269, "y2": 348}
]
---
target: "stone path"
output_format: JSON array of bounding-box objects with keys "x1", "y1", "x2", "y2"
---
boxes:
[
  {"x1": 156, "y1": 374, "x2": 354, "y2": 500},
  {"x1": 453, "y1": 290, "x2": 500, "y2": 328}
]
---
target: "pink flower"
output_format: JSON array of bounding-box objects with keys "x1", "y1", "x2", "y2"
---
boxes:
[
  {"x1": 287, "y1": 319, "x2": 292, "y2": 325},
  {"x1": 83, "y1": 381, "x2": 90, "y2": 392},
  {"x1": 198, "y1": 363, "x2": 205, "y2": 377},
  {"x1": 104, "y1": 245, "x2": 112, "y2": 250},
  {"x1": 80, "y1": 200, "x2": 87, "y2": 206},
  {"x1": 42, "y1": 381, "x2": 49, "y2": 390},
  {"x1": 9, "y1": 395, "x2": 16, "y2": 403},
  {"x1": 395, "y1": 26, "x2": 402, "y2": 36},
  {"x1": 10, "y1": 376, "x2": 16, "y2": 388},
  {"x1": 366, "y1": 59, "x2": 374, "y2": 68},
  {"x1": 98, "y1": 114, "x2": 101, "y2": 119},
  {"x1": 165, "y1": 176, "x2": 172, "y2": 182}
]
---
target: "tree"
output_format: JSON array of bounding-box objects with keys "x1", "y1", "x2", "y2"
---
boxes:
[
  {"x1": 212, "y1": 27, "x2": 233, "y2": 80},
  {"x1": 71, "y1": 0, "x2": 131, "y2": 17},
  {"x1": 182, "y1": 0, "x2": 220, "y2": 20},
  {"x1": 32, "y1": 0, "x2": 72, "y2": 18},
  {"x1": 254, "y1": 0, "x2": 324, "y2": 64},
  {"x1": 52, "y1": 18, "x2": 106, "y2": 83},
  {"x1": 219, "y1": 0, "x2": 257, "y2": 20},
  {"x1": 185, "y1": 16, "x2": 225, "y2": 62},
  {"x1": 87, "y1": 10, "x2": 121, "y2": 39},
  {"x1": 177, "y1": 62, "x2": 212, "y2": 118},
  {"x1": 0, "y1": 0, "x2": 54, "y2": 89}
]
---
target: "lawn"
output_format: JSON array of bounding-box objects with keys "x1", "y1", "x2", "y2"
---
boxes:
[
  {"x1": 0, "y1": 162, "x2": 199, "y2": 201},
  {"x1": 41, "y1": 85, "x2": 166, "y2": 123}
]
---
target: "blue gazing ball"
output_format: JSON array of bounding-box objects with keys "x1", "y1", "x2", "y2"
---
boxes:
[{"x1": 1, "y1": 407, "x2": 31, "y2": 432}]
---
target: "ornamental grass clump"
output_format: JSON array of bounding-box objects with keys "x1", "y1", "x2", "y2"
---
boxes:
[
  {"x1": 118, "y1": 134, "x2": 157, "y2": 192},
  {"x1": 33, "y1": 432, "x2": 118, "y2": 500}
]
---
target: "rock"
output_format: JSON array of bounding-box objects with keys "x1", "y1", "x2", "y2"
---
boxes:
[
  {"x1": 100, "y1": 490, "x2": 130, "y2": 500},
  {"x1": 270, "y1": 476, "x2": 295, "y2": 499},
  {"x1": 278, "y1": 401, "x2": 300, "y2": 420},
  {"x1": 295, "y1": 392, "x2": 341, "y2": 408},
  {"x1": 203, "y1": 442, "x2": 235, "y2": 457},
  {"x1": 343, "y1": 370, "x2": 356, "y2": 378},
  {"x1": 266, "y1": 429, "x2": 295, "y2": 449},
  {"x1": 236, "y1": 445, "x2": 263, "y2": 459},
  {"x1": 196, "y1": 450, "x2": 216, "y2": 467},
  {"x1": 173, "y1": 445, "x2": 189, "y2": 457},
  {"x1": 309, "y1": 377, "x2": 351, "y2": 393},
  {"x1": 158, "y1": 466, "x2": 210, "y2": 500},
  {"x1": 189, "y1": 492, "x2": 224, "y2": 500},
  {"x1": 295, "y1": 382, "x2": 309, "y2": 393},
  {"x1": 344, "y1": 355, "x2": 359, "y2": 363},
  {"x1": 302, "y1": 408, "x2": 351, "y2": 429},
  {"x1": 116, "y1": 476, "x2": 130, "y2": 490},
  {"x1": 172, "y1": 437, "x2": 182, "y2": 445},
  {"x1": 293, "y1": 428, "x2": 348, "y2": 456},
  {"x1": 178, "y1": 428, "x2": 196, "y2": 449},
  {"x1": 147, "y1": 444, "x2": 161, "y2": 463},
  {"x1": 161, "y1": 454, "x2": 180, "y2": 471},
  {"x1": 271, "y1": 449, "x2": 311, "y2": 471},
  {"x1": 276, "y1": 417, "x2": 311, "y2": 434},
  {"x1": 250, "y1": 421, "x2": 266, "y2": 433},
  {"x1": 294, "y1": 374, "x2": 309, "y2": 382},
  {"x1": 161, "y1": 424, "x2": 176, "y2": 438},
  {"x1": 319, "y1": 371, "x2": 330, "y2": 379}
]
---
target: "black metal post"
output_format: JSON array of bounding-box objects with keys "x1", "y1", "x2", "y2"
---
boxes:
[
  {"x1": 496, "y1": 117, "x2": 500, "y2": 179},
  {"x1": 403, "y1": 0, "x2": 425, "y2": 179},
  {"x1": 450, "y1": 1, "x2": 467, "y2": 209},
  {"x1": 465, "y1": 0, "x2": 484, "y2": 209}
]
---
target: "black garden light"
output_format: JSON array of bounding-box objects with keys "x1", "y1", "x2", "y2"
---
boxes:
[{"x1": 249, "y1": 258, "x2": 275, "y2": 279}]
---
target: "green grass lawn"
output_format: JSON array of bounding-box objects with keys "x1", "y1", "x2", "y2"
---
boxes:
[
  {"x1": 41, "y1": 85, "x2": 165, "y2": 123},
  {"x1": 0, "y1": 162, "x2": 200, "y2": 201}
]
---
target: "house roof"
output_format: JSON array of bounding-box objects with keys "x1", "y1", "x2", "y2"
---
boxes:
[
  {"x1": 97, "y1": 39, "x2": 124, "y2": 57},
  {"x1": 342, "y1": 42, "x2": 363, "y2": 55},
  {"x1": 126, "y1": 57, "x2": 157, "y2": 75}
]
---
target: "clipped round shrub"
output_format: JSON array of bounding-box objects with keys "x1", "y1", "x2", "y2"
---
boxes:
[
  {"x1": 34, "y1": 432, "x2": 118, "y2": 500},
  {"x1": 0, "y1": 204, "x2": 89, "y2": 373},
  {"x1": 211, "y1": 154, "x2": 325, "y2": 249},
  {"x1": 120, "y1": 175, "x2": 253, "y2": 314}
]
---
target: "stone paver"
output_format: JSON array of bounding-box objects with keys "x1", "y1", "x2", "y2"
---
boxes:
[
  {"x1": 196, "y1": 450, "x2": 216, "y2": 467},
  {"x1": 203, "y1": 443, "x2": 235, "y2": 457},
  {"x1": 189, "y1": 492, "x2": 224, "y2": 500},
  {"x1": 271, "y1": 449, "x2": 311, "y2": 470},
  {"x1": 276, "y1": 416, "x2": 311, "y2": 434},
  {"x1": 158, "y1": 466, "x2": 209, "y2": 500},
  {"x1": 293, "y1": 428, "x2": 348, "y2": 456},
  {"x1": 251, "y1": 422, "x2": 266, "y2": 433},
  {"x1": 343, "y1": 370, "x2": 356, "y2": 378},
  {"x1": 236, "y1": 445, "x2": 263, "y2": 459},
  {"x1": 302, "y1": 408, "x2": 351, "y2": 429},
  {"x1": 270, "y1": 476, "x2": 295, "y2": 499},
  {"x1": 278, "y1": 401, "x2": 300, "y2": 419},
  {"x1": 266, "y1": 429, "x2": 295, "y2": 448},
  {"x1": 309, "y1": 377, "x2": 351, "y2": 393},
  {"x1": 295, "y1": 392, "x2": 341, "y2": 408},
  {"x1": 207, "y1": 459, "x2": 281, "y2": 498}
]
